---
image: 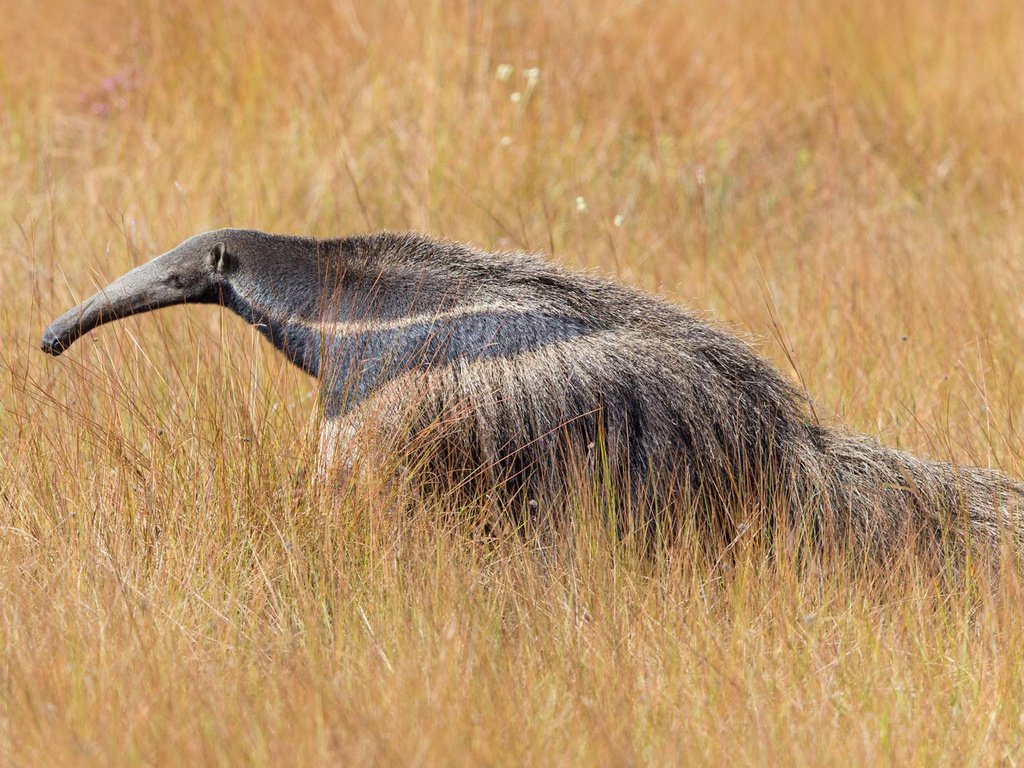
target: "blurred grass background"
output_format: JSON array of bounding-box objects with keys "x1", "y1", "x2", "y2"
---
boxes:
[{"x1": 4, "y1": 0, "x2": 1024, "y2": 764}]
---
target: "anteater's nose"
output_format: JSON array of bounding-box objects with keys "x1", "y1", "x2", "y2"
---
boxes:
[{"x1": 40, "y1": 329, "x2": 67, "y2": 356}]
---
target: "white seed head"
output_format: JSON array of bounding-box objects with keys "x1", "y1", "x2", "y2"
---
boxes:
[
  {"x1": 575, "y1": 196, "x2": 588, "y2": 213},
  {"x1": 613, "y1": 214, "x2": 624, "y2": 227},
  {"x1": 496, "y1": 64, "x2": 514, "y2": 81},
  {"x1": 510, "y1": 92, "x2": 522, "y2": 103}
]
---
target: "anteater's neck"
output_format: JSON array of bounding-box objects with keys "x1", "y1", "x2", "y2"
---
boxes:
[{"x1": 222, "y1": 286, "x2": 326, "y2": 377}]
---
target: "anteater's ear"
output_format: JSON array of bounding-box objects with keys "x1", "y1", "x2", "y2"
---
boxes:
[{"x1": 209, "y1": 242, "x2": 230, "y2": 273}]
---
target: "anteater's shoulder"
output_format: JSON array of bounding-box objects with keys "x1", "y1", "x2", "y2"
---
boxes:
[
  {"x1": 342, "y1": 231, "x2": 551, "y2": 274},
  {"x1": 343, "y1": 231, "x2": 680, "y2": 322}
]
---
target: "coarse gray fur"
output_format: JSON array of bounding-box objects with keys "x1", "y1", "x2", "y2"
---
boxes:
[{"x1": 41, "y1": 229, "x2": 1024, "y2": 558}]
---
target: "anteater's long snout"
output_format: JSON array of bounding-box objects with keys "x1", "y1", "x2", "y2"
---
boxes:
[
  {"x1": 41, "y1": 247, "x2": 217, "y2": 356},
  {"x1": 41, "y1": 298, "x2": 101, "y2": 356},
  {"x1": 41, "y1": 284, "x2": 141, "y2": 357}
]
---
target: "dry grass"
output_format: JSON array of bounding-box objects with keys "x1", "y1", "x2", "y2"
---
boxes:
[{"x1": 5, "y1": 0, "x2": 1024, "y2": 764}]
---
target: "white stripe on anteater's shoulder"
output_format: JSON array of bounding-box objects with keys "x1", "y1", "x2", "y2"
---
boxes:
[
  {"x1": 41, "y1": 227, "x2": 1024, "y2": 559},
  {"x1": 230, "y1": 285, "x2": 526, "y2": 339}
]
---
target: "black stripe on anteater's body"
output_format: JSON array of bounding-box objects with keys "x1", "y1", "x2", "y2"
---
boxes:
[{"x1": 41, "y1": 229, "x2": 1024, "y2": 557}]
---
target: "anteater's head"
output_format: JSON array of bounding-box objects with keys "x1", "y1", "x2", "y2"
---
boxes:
[{"x1": 40, "y1": 229, "x2": 325, "y2": 356}]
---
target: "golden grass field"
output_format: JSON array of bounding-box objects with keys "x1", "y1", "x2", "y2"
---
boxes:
[{"x1": 5, "y1": 0, "x2": 1024, "y2": 764}]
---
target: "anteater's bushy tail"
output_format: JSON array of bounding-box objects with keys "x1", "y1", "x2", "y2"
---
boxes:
[{"x1": 809, "y1": 429, "x2": 1024, "y2": 559}]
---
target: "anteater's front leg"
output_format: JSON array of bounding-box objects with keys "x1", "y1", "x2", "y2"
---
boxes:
[{"x1": 314, "y1": 376, "x2": 431, "y2": 490}]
